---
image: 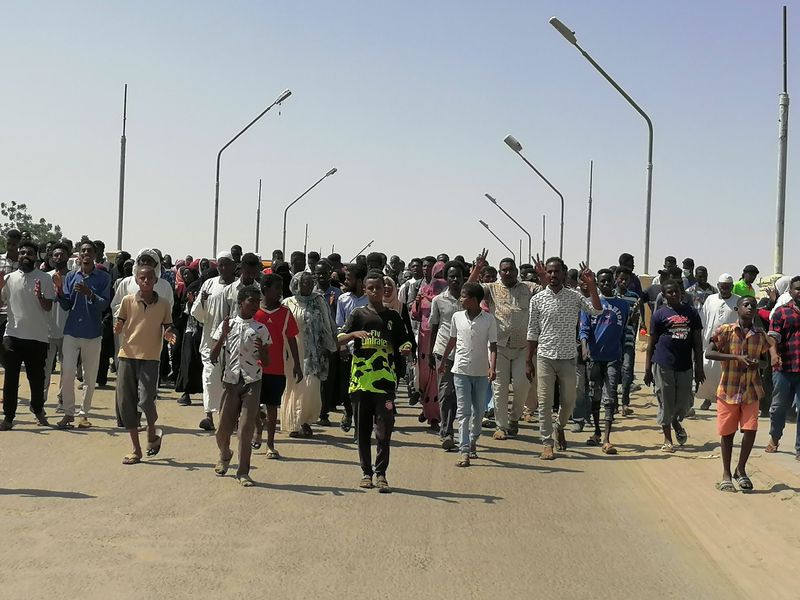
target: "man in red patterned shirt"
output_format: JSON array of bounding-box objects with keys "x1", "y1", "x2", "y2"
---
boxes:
[
  {"x1": 766, "y1": 276, "x2": 800, "y2": 461},
  {"x1": 705, "y1": 296, "x2": 772, "y2": 492}
]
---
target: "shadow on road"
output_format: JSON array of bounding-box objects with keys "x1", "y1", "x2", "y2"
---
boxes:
[
  {"x1": 390, "y1": 487, "x2": 503, "y2": 504},
  {"x1": 0, "y1": 488, "x2": 96, "y2": 499}
]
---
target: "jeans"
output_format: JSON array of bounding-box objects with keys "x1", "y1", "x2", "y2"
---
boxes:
[
  {"x1": 352, "y1": 391, "x2": 394, "y2": 476},
  {"x1": 573, "y1": 360, "x2": 590, "y2": 423},
  {"x1": 453, "y1": 374, "x2": 488, "y2": 454},
  {"x1": 537, "y1": 356, "x2": 577, "y2": 447},
  {"x1": 2, "y1": 336, "x2": 48, "y2": 422},
  {"x1": 619, "y1": 344, "x2": 635, "y2": 406},
  {"x1": 492, "y1": 345, "x2": 530, "y2": 430},
  {"x1": 588, "y1": 360, "x2": 620, "y2": 425},
  {"x1": 435, "y1": 354, "x2": 457, "y2": 439},
  {"x1": 44, "y1": 337, "x2": 64, "y2": 405},
  {"x1": 768, "y1": 371, "x2": 800, "y2": 453},
  {"x1": 61, "y1": 335, "x2": 102, "y2": 417}
]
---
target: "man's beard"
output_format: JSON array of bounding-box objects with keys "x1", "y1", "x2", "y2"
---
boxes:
[{"x1": 19, "y1": 258, "x2": 35, "y2": 272}]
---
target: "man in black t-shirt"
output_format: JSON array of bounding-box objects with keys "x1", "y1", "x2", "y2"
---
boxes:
[{"x1": 339, "y1": 270, "x2": 412, "y2": 493}]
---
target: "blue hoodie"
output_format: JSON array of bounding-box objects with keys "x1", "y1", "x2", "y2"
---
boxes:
[{"x1": 579, "y1": 295, "x2": 629, "y2": 362}]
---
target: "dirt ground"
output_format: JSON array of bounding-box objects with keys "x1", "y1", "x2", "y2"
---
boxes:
[{"x1": 1, "y1": 364, "x2": 799, "y2": 600}]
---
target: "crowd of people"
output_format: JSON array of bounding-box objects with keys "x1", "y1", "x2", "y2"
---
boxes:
[{"x1": 1, "y1": 226, "x2": 798, "y2": 494}]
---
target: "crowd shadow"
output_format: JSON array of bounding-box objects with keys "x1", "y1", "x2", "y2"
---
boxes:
[
  {"x1": 476, "y1": 456, "x2": 582, "y2": 474},
  {"x1": 252, "y1": 481, "x2": 367, "y2": 496},
  {"x1": 145, "y1": 457, "x2": 214, "y2": 471},
  {"x1": 0, "y1": 488, "x2": 95, "y2": 499},
  {"x1": 390, "y1": 487, "x2": 503, "y2": 504}
]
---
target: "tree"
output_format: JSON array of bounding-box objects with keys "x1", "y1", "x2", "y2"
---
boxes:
[{"x1": 0, "y1": 201, "x2": 63, "y2": 252}]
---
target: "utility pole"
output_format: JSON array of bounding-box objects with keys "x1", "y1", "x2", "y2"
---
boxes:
[
  {"x1": 303, "y1": 223, "x2": 308, "y2": 256},
  {"x1": 586, "y1": 160, "x2": 594, "y2": 264},
  {"x1": 542, "y1": 215, "x2": 546, "y2": 258},
  {"x1": 774, "y1": 5, "x2": 790, "y2": 274},
  {"x1": 116, "y1": 84, "x2": 127, "y2": 250},
  {"x1": 255, "y1": 179, "x2": 262, "y2": 254}
]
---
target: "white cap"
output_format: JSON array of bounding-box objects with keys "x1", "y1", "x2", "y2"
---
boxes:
[{"x1": 718, "y1": 273, "x2": 734, "y2": 284}]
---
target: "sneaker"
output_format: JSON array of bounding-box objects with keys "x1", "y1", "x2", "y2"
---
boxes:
[
  {"x1": 409, "y1": 391, "x2": 421, "y2": 406},
  {"x1": 177, "y1": 395, "x2": 192, "y2": 406},
  {"x1": 429, "y1": 421, "x2": 440, "y2": 433},
  {"x1": 0, "y1": 420, "x2": 12, "y2": 431},
  {"x1": 317, "y1": 416, "x2": 332, "y2": 427},
  {"x1": 340, "y1": 415, "x2": 352, "y2": 433},
  {"x1": 77, "y1": 416, "x2": 92, "y2": 429},
  {"x1": 56, "y1": 415, "x2": 75, "y2": 429},
  {"x1": 686, "y1": 408, "x2": 696, "y2": 419},
  {"x1": 34, "y1": 412, "x2": 49, "y2": 426},
  {"x1": 492, "y1": 429, "x2": 507, "y2": 441},
  {"x1": 508, "y1": 421, "x2": 519, "y2": 437},
  {"x1": 199, "y1": 417, "x2": 215, "y2": 431},
  {"x1": 699, "y1": 399, "x2": 712, "y2": 411},
  {"x1": 375, "y1": 475, "x2": 392, "y2": 493},
  {"x1": 572, "y1": 421, "x2": 585, "y2": 433},
  {"x1": 359, "y1": 475, "x2": 374, "y2": 489},
  {"x1": 441, "y1": 436, "x2": 456, "y2": 451},
  {"x1": 469, "y1": 443, "x2": 478, "y2": 460},
  {"x1": 481, "y1": 418, "x2": 496, "y2": 428}
]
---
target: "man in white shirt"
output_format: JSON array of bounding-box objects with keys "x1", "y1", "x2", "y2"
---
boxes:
[
  {"x1": 0, "y1": 240, "x2": 56, "y2": 429},
  {"x1": 428, "y1": 261, "x2": 465, "y2": 450},
  {"x1": 190, "y1": 252, "x2": 238, "y2": 431},
  {"x1": 527, "y1": 258, "x2": 602, "y2": 460},
  {"x1": 44, "y1": 242, "x2": 70, "y2": 410}
]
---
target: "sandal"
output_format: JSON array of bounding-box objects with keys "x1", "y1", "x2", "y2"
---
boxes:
[
  {"x1": 716, "y1": 480, "x2": 736, "y2": 493},
  {"x1": 601, "y1": 443, "x2": 618, "y2": 455},
  {"x1": 56, "y1": 416, "x2": 75, "y2": 430},
  {"x1": 734, "y1": 469, "x2": 754, "y2": 491},
  {"x1": 251, "y1": 440, "x2": 262, "y2": 450},
  {"x1": 236, "y1": 474, "x2": 255, "y2": 487},
  {"x1": 122, "y1": 453, "x2": 141, "y2": 465},
  {"x1": 661, "y1": 443, "x2": 675, "y2": 453},
  {"x1": 675, "y1": 427, "x2": 688, "y2": 446},
  {"x1": 214, "y1": 455, "x2": 232, "y2": 476},
  {"x1": 556, "y1": 428, "x2": 568, "y2": 451},
  {"x1": 456, "y1": 455, "x2": 470, "y2": 467},
  {"x1": 146, "y1": 429, "x2": 163, "y2": 457},
  {"x1": 266, "y1": 449, "x2": 281, "y2": 460},
  {"x1": 359, "y1": 475, "x2": 374, "y2": 489},
  {"x1": 586, "y1": 434, "x2": 601, "y2": 447},
  {"x1": 765, "y1": 439, "x2": 779, "y2": 453}
]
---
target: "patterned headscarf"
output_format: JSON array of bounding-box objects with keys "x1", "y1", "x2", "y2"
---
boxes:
[{"x1": 287, "y1": 272, "x2": 336, "y2": 379}]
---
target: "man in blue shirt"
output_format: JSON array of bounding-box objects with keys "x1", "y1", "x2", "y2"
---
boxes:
[
  {"x1": 579, "y1": 269, "x2": 629, "y2": 455},
  {"x1": 53, "y1": 240, "x2": 112, "y2": 429}
]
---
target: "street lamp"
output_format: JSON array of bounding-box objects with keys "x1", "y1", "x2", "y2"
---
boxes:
[
  {"x1": 350, "y1": 240, "x2": 375, "y2": 262},
  {"x1": 503, "y1": 134, "x2": 564, "y2": 258},
  {"x1": 549, "y1": 16, "x2": 654, "y2": 274},
  {"x1": 212, "y1": 88, "x2": 291, "y2": 256},
  {"x1": 282, "y1": 168, "x2": 338, "y2": 256},
  {"x1": 478, "y1": 219, "x2": 515, "y2": 261},
  {"x1": 485, "y1": 193, "x2": 532, "y2": 263}
]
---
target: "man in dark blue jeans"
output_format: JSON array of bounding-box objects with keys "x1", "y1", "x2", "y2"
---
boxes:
[{"x1": 766, "y1": 276, "x2": 800, "y2": 460}]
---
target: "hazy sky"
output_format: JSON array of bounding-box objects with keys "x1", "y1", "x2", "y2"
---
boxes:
[{"x1": 1, "y1": 1, "x2": 796, "y2": 279}]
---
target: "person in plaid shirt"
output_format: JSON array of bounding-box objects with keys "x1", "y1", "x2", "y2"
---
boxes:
[
  {"x1": 705, "y1": 296, "x2": 772, "y2": 492},
  {"x1": 766, "y1": 276, "x2": 800, "y2": 460}
]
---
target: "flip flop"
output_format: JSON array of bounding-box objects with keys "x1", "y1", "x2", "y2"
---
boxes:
[
  {"x1": 716, "y1": 480, "x2": 736, "y2": 493},
  {"x1": 765, "y1": 440, "x2": 779, "y2": 453},
  {"x1": 661, "y1": 443, "x2": 675, "y2": 453},
  {"x1": 734, "y1": 470, "x2": 754, "y2": 491},
  {"x1": 122, "y1": 453, "x2": 141, "y2": 465},
  {"x1": 251, "y1": 440, "x2": 262, "y2": 450},
  {"x1": 146, "y1": 428, "x2": 163, "y2": 457},
  {"x1": 586, "y1": 435, "x2": 601, "y2": 447},
  {"x1": 215, "y1": 455, "x2": 232, "y2": 476},
  {"x1": 675, "y1": 428, "x2": 688, "y2": 446},
  {"x1": 266, "y1": 449, "x2": 281, "y2": 460},
  {"x1": 236, "y1": 474, "x2": 255, "y2": 487},
  {"x1": 601, "y1": 443, "x2": 618, "y2": 455}
]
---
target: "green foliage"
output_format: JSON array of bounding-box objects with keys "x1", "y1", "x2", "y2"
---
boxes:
[{"x1": 0, "y1": 201, "x2": 63, "y2": 252}]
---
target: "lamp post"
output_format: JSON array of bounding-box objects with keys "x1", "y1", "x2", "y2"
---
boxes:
[
  {"x1": 549, "y1": 16, "x2": 654, "y2": 274},
  {"x1": 255, "y1": 179, "x2": 262, "y2": 254},
  {"x1": 212, "y1": 88, "x2": 291, "y2": 256},
  {"x1": 774, "y1": 5, "x2": 790, "y2": 275},
  {"x1": 503, "y1": 135, "x2": 564, "y2": 258},
  {"x1": 542, "y1": 215, "x2": 546, "y2": 257},
  {"x1": 485, "y1": 193, "x2": 532, "y2": 263},
  {"x1": 282, "y1": 168, "x2": 337, "y2": 257},
  {"x1": 478, "y1": 220, "x2": 515, "y2": 261}
]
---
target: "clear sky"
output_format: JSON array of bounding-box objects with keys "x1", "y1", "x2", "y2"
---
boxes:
[{"x1": 1, "y1": 0, "x2": 796, "y2": 279}]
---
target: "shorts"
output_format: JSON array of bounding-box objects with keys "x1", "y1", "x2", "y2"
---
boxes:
[
  {"x1": 716, "y1": 400, "x2": 759, "y2": 436},
  {"x1": 116, "y1": 358, "x2": 159, "y2": 429},
  {"x1": 260, "y1": 374, "x2": 287, "y2": 407}
]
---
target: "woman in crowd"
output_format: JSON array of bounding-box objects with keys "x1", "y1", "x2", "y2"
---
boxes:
[{"x1": 281, "y1": 272, "x2": 338, "y2": 437}]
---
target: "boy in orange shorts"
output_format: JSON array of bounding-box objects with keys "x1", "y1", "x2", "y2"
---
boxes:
[{"x1": 705, "y1": 296, "x2": 772, "y2": 492}]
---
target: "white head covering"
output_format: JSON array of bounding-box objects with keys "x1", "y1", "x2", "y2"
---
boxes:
[
  {"x1": 717, "y1": 273, "x2": 734, "y2": 284},
  {"x1": 216, "y1": 251, "x2": 233, "y2": 262},
  {"x1": 775, "y1": 275, "x2": 792, "y2": 296}
]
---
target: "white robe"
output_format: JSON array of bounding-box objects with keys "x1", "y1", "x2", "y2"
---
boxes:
[{"x1": 696, "y1": 293, "x2": 739, "y2": 400}]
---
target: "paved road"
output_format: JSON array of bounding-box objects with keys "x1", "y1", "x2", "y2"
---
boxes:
[{"x1": 1, "y1": 371, "x2": 798, "y2": 599}]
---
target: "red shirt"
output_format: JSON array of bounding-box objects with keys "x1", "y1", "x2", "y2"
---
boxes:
[{"x1": 254, "y1": 306, "x2": 299, "y2": 375}]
